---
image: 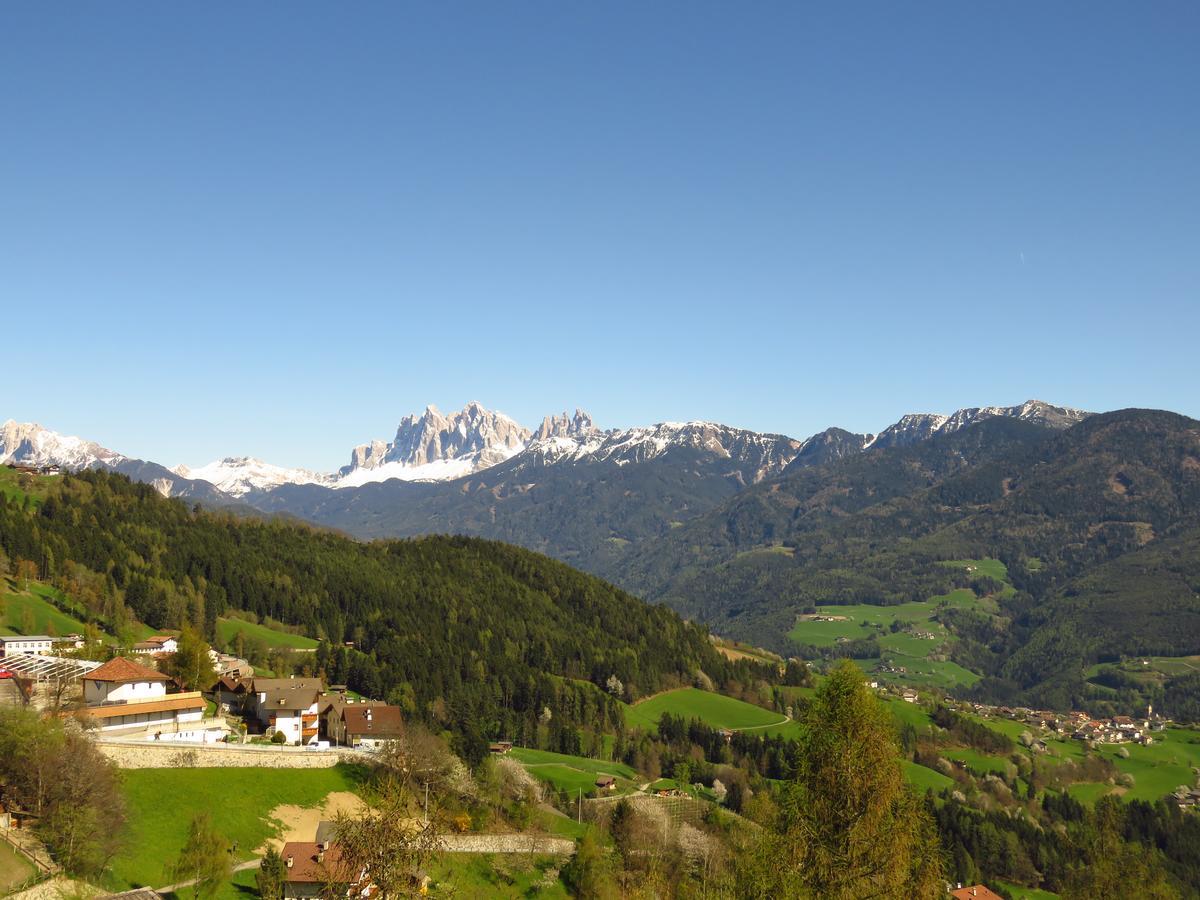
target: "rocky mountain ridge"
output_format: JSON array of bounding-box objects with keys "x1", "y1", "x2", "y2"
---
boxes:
[{"x1": 4, "y1": 399, "x2": 1089, "y2": 502}]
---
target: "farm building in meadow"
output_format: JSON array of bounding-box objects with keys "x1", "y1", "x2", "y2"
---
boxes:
[{"x1": 80, "y1": 656, "x2": 205, "y2": 733}]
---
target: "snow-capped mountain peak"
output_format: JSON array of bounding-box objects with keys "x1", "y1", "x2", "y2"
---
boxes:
[
  {"x1": 0, "y1": 420, "x2": 125, "y2": 470},
  {"x1": 522, "y1": 419, "x2": 802, "y2": 482},
  {"x1": 334, "y1": 402, "x2": 533, "y2": 487},
  {"x1": 172, "y1": 457, "x2": 334, "y2": 497}
]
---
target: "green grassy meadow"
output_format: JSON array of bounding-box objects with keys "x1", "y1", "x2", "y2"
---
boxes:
[
  {"x1": 624, "y1": 688, "x2": 787, "y2": 732},
  {"x1": 509, "y1": 748, "x2": 638, "y2": 795},
  {"x1": 111, "y1": 765, "x2": 365, "y2": 890},
  {"x1": 0, "y1": 840, "x2": 36, "y2": 894},
  {"x1": 0, "y1": 580, "x2": 93, "y2": 637},
  {"x1": 216, "y1": 616, "x2": 319, "y2": 651},
  {"x1": 996, "y1": 881, "x2": 1060, "y2": 900},
  {"x1": 903, "y1": 760, "x2": 954, "y2": 794},
  {"x1": 0, "y1": 466, "x2": 57, "y2": 505},
  {"x1": 788, "y1": 560, "x2": 1014, "y2": 691},
  {"x1": 428, "y1": 853, "x2": 570, "y2": 898}
]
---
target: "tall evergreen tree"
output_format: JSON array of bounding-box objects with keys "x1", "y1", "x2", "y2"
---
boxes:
[{"x1": 745, "y1": 660, "x2": 946, "y2": 899}]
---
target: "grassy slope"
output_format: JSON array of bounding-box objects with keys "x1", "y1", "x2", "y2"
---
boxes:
[
  {"x1": 947, "y1": 712, "x2": 1200, "y2": 805},
  {"x1": 0, "y1": 580, "x2": 93, "y2": 637},
  {"x1": 216, "y1": 617, "x2": 319, "y2": 651},
  {"x1": 0, "y1": 467, "x2": 57, "y2": 505},
  {"x1": 996, "y1": 882, "x2": 1060, "y2": 900},
  {"x1": 428, "y1": 854, "x2": 570, "y2": 898},
  {"x1": 0, "y1": 841, "x2": 36, "y2": 894},
  {"x1": 510, "y1": 748, "x2": 638, "y2": 795},
  {"x1": 903, "y1": 760, "x2": 954, "y2": 794},
  {"x1": 624, "y1": 687, "x2": 787, "y2": 732},
  {"x1": 110, "y1": 765, "x2": 364, "y2": 890}
]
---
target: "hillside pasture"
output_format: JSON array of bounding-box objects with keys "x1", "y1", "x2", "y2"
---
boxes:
[
  {"x1": 903, "y1": 760, "x2": 955, "y2": 794},
  {"x1": 939, "y1": 557, "x2": 1009, "y2": 583},
  {"x1": 0, "y1": 580, "x2": 93, "y2": 637},
  {"x1": 509, "y1": 748, "x2": 637, "y2": 795},
  {"x1": 216, "y1": 615, "x2": 319, "y2": 650},
  {"x1": 624, "y1": 688, "x2": 787, "y2": 733},
  {"x1": 787, "y1": 589, "x2": 982, "y2": 648}
]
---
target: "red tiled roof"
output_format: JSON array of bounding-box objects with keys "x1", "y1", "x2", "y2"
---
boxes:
[
  {"x1": 84, "y1": 656, "x2": 172, "y2": 684},
  {"x1": 342, "y1": 705, "x2": 403, "y2": 738},
  {"x1": 950, "y1": 886, "x2": 1005, "y2": 900},
  {"x1": 83, "y1": 693, "x2": 206, "y2": 719},
  {"x1": 281, "y1": 842, "x2": 351, "y2": 884}
]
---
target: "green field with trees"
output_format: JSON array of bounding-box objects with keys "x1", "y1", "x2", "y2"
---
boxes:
[{"x1": 509, "y1": 748, "x2": 638, "y2": 795}]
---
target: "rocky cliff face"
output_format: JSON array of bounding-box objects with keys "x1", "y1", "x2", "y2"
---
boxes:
[
  {"x1": 533, "y1": 409, "x2": 598, "y2": 441},
  {"x1": 335, "y1": 402, "x2": 532, "y2": 485}
]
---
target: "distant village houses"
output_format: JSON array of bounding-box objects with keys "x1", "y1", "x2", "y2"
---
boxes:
[
  {"x1": 0, "y1": 635, "x2": 55, "y2": 657},
  {"x1": 132, "y1": 635, "x2": 178, "y2": 655}
]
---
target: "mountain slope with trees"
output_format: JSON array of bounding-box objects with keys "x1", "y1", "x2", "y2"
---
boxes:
[
  {"x1": 615, "y1": 410, "x2": 1200, "y2": 710},
  {"x1": 0, "y1": 468, "x2": 745, "y2": 759}
]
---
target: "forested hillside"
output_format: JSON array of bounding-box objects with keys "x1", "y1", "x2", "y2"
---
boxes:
[
  {"x1": 0, "y1": 468, "x2": 738, "y2": 757},
  {"x1": 248, "y1": 439, "x2": 794, "y2": 576},
  {"x1": 616, "y1": 410, "x2": 1200, "y2": 711}
]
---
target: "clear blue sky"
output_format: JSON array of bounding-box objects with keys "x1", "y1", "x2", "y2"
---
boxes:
[{"x1": 2, "y1": 3, "x2": 1197, "y2": 470}]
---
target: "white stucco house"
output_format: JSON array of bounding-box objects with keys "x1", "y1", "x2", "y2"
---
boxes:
[
  {"x1": 250, "y1": 677, "x2": 324, "y2": 745},
  {"x1": 81, "y1": 656, "x2": 205, "y2": 733},
  {"x1": 132, "y1": 634, "x2": 179, "y2": 655}
]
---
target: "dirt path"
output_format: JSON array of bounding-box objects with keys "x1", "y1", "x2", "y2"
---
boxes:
[{"x1": 258, "y1": 791, "x2": 365, "y2": 854}]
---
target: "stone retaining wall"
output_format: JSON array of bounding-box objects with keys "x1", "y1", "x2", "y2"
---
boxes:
[
  {"x1": 442, "y1": 834, "x2": 574, "y2": 855},
  {"x1": 97, "y1": 741, "x2": 345, "y2": 769}
]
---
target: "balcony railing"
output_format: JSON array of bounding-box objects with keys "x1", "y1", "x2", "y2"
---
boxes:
[{"x1": 90, "y1": 690, "x2": 203, "y2": 709}]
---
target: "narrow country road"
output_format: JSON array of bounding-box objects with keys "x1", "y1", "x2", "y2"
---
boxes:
[{"x1": 156, "y1": 858, "x2": 260, "y2": 894}]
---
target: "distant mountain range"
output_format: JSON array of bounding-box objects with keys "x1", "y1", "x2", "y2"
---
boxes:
[
  {"x1": 0, "y1": 396, "x2": 1092, "y2": 597},
  {"x1": 0, "y1": 398, "x2": 1091, "y2": 500},
  {"x1": 7, "y1": 399, "x2": 1200, "y2": 711}
]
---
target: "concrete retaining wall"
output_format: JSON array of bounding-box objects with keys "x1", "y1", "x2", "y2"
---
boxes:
[{"x1": 97, "y1": 741, "x2": 345, "y2": 769}]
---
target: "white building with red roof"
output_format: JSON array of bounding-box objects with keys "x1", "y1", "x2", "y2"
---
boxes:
[{"x1": 81, "y1": 656, "x2": 205, "y2": 734}]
